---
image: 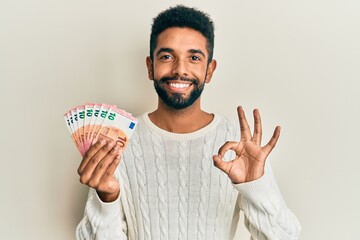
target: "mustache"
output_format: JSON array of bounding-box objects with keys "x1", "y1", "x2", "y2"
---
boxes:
[{"x1": 159, "y1": 75, "x2": 197, "y2": 84}]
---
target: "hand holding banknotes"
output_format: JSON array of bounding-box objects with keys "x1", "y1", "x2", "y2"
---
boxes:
[
  {"x1": 64, "y1": 103, "x2": 138, "y2": 202},
  {"x1": 78, "y1": 139, "x2": 121, "y2": 202}
]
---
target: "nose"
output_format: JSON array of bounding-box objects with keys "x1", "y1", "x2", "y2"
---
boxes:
[{"x1": 171, "y1": 59, "x2": 188, "y2": 77}]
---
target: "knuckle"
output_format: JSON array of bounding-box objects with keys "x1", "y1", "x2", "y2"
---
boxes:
[
  {"x1": 98, "y1": 162, "x2": 105, "y2": 169},
  {"x1": 106, "y1": 141, "x2": 115, "y2": 150},
  {"x1": 100, "y1": 145, "x2": 111, "y2": 153},
  {"x1": 98, "y1": 181, "x2": 108, "y2": 191},
  {"x1": 95, "y1": 140, "x2": 103, "y2": 147},
  {"x1": 79, "y1": 176, "x2": 88, "y2": 184},
  {"x1": 88, "y1": 179, "x2": 98, "y2": 188},
  {"x1": 110, "y1": 146, "x2": 119, "y2": 154},
  {"x1": 83, "y1": 152, "x2": 89, "y2": 159},
  {"x1": 91, "y1": 156, "x2": 100, "y2": 165},
  {"x1": 105, "y1": 181, "x2": 115, "y2": 190},
  {"x1": 83, "y1": 152, "x2": 92, "y2": 159}
]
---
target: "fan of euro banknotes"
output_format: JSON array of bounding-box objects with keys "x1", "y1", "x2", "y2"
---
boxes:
[{"x1": 64, "y1": 103, "x2": 138, "y2": 156}]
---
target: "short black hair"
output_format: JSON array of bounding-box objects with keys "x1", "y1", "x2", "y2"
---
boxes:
[{"x1": 150, "y1": 5, "x2": 215, "y2": 63}]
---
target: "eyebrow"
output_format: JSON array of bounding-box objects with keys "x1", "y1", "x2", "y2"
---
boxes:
[
  {"x1": 156, "y1": 48, "x2": 174, "y2": 56},
  {"x1": 189, "y1": 49, "x2": 206, "y2": 58},
  {"x1": 156, "y1": 48, "x2": 206, "y2": 58}
]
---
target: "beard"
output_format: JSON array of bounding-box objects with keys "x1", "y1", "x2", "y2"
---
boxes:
[{"x1": 153, "y1": 75, "x2": 205, "y2": 110}]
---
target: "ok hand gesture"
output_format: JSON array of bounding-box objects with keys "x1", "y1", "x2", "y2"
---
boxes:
[{"x1": 213, "y1": 106, "x2": 281, "y2": 184}]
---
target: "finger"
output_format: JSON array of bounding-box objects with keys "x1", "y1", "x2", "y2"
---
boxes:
[
  {"x1": 213, "y1": 154, "x2": 231, "y2": 174},
  {"x1": 78, "y1": 139, "x2": 107, "y2": 175},
  {"x1": 79, "y1": 141, "x2": 116, "y2": 184},
  {"x1": 105, "y1": 154, "x2": 121, "y2": 177},
  {"x1": 218, "y1": 141, "x2": 241, "y2": 156},
  {"x1": 237, "y1": 106, "x2": 251, "y2": 140},
  {"x1": 262, "y1": 126, "x2": 281, "y2": 155},
  {"x1": 88, "y1": 145, "x2": 121, "y2": 187},
  {"x1": 252, "y1": 109, "x2": 262, "y2": 145}
]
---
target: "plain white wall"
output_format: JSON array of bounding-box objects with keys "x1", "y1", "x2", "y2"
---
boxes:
[{"x1": 1, "y1": 0, "x2": 359, "y2": 239}]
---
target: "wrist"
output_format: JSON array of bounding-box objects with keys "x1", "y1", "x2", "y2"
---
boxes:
[
  {"x1": 96, "y1": 190, "x2": 120, "y2": 203},
  {"x1": 231, "y1": 170, "x2": 264, "y2": 184},
  {"x1": 245, "y1": 171, "x2": 264, "y2": 183}
]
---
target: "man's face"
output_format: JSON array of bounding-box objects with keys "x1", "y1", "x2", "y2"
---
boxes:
[{"x1": 146, "y1": 27, "x2": 216, "y2": 109}]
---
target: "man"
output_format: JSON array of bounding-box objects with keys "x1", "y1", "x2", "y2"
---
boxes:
[{"x1": 76, "y1": 5, "x2": 301, "y2": 240}]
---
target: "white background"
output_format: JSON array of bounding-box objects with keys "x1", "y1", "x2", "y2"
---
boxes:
[{"x1": 1, "y1": 0, "x2": 359, "y2": 239}]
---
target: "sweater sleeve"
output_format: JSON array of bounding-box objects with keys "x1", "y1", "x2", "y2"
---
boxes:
[
  {"x1": 76, "y1": 168, "x2": 128, "y2": 240},
  {"x1": 233, "y1": 162, "x2": 302, "y2": 240}
]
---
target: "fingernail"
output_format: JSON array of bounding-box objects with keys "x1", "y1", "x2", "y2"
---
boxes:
[{"x1": 91, "y1": 138, "x2": 98, "y2": 145}]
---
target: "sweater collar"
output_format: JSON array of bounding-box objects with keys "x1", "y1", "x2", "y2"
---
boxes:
[{"x1": 140, "y1": 112, "x2": 222, "y2": 141}]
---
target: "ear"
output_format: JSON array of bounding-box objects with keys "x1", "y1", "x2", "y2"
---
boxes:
[
  {"x1": 205, "y1": 59, "x2": 217, "y2": 83},
  {"x1": 146, "y1": 56, "x2": 154, "y2": 80}
]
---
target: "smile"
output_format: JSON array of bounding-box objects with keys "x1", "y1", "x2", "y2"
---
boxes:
[
  {"x1": 164, "y1": 81, "x2": 193, "y2": 93},
  {"x1": 168, "y1": 82, "x2": 191, "y2": 89}
]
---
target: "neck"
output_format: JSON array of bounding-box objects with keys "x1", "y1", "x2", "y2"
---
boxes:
[{"x1": 148, "y1": 99, "x2": 214, "y2": 133}]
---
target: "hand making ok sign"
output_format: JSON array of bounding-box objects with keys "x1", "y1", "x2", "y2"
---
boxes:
[{"x1": 213, "y1": 106, "x2": 281, "y2": 184}]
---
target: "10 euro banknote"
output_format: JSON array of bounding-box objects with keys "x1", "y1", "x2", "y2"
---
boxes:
[{"x1": 64, "y1": 103, "x2": 138, "y2": 156}]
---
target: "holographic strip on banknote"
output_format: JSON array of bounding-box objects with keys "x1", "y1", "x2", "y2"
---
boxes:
[{"x1": 64, "y1": 103, "x2": 138, "y2": 156}]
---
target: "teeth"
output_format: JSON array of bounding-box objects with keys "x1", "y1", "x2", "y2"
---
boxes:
[{"x1": 169, "y1": 83, "x2": 190, "y2": 89}]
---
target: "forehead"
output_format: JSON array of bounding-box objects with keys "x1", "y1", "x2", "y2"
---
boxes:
[{"x1": 155, "y1": 27, "x2": 208, "y2": 55}]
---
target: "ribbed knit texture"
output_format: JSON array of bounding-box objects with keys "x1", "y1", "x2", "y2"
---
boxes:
[
  {"x1": 76, "y1": 113, "x2": 301, "y2": 240},
  {"x1": 177, "y1": 140, "x2": 189, "y2": 240}
]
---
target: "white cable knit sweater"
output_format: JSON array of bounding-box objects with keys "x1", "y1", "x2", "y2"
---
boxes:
[{"x1": 76, "y1": 113, "x2": 301, "y2": 240}]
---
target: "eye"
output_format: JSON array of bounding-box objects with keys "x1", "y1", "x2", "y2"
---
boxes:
[
  {"x1": 190, "y1": 55, "x2": 201, "y2": 61},
  {"x1": 160, "y1": 55, "x2": 173, "y2": 60}
]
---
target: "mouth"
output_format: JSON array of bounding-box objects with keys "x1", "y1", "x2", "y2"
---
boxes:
[{"x1": 165, "y1": 81, "x2": 192, "y2": 92}]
